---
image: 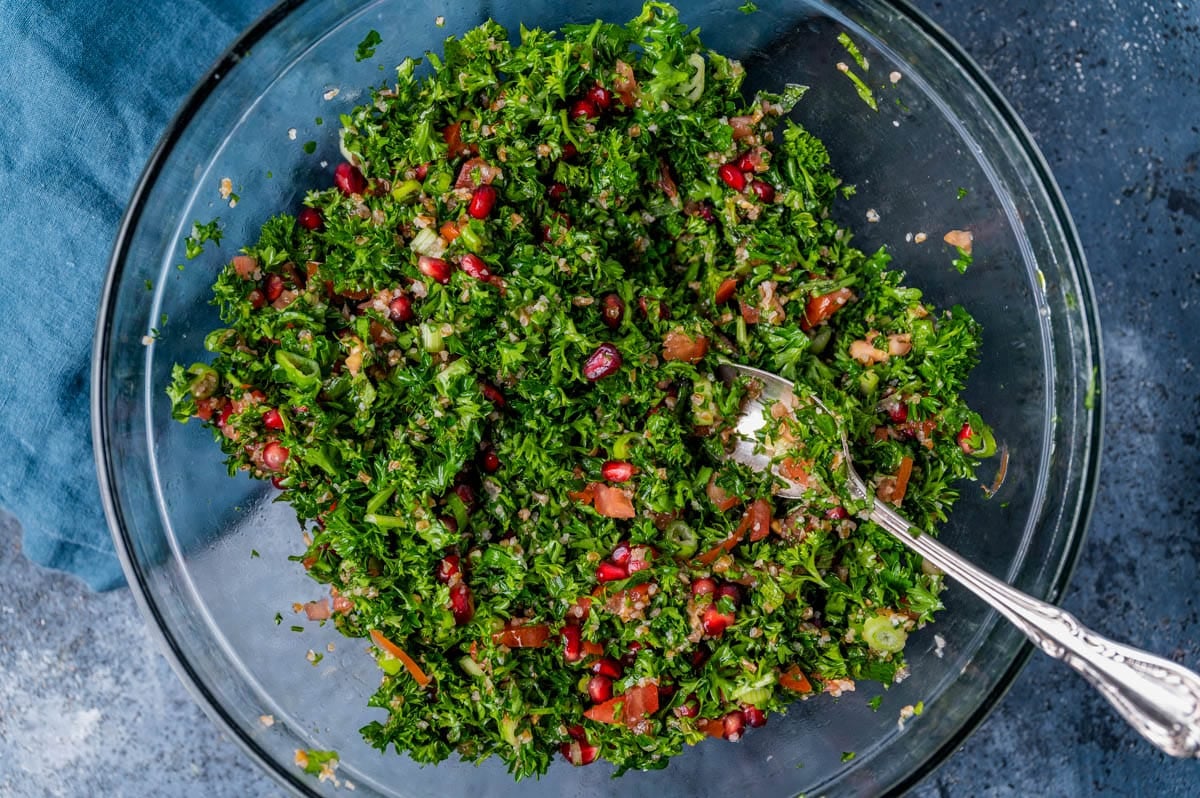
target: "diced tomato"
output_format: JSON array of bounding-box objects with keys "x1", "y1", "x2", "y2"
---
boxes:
[
  {"x1": 583, "y1": 695, "x2": 624, "y2": 724},
  {"x1": 491, "y1": 623, "x2": 551, "y2": 648},
  {"x1": 714, "y1": 277, "x2": 739, "y2": 305},
  {"x1": 743, "y1": 498, "x2": 773, "y2": 542},
  {"x1": 779, "y1": 665, "x2": 813, "y2": 693},
  {"x1": 593, "y1": 483, "x2": 636, "y2": 519},
  {"x1": 662, "y1": 330, "x2": 709, "y2": 363},
  {"x1": 706, "y1": 473, "x2": 742, "y2": 512},
  {"x1": 800, "y1": 287, "x2": 855, "y2": 330}
]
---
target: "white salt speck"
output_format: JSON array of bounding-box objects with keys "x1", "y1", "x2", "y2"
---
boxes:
[
  {"x1": 323, "y1": 87, "x2": 340, "y2": 101},
  {"x1": 889, "y1": 70, "x2": 902, "y2": 84},
  {"x1": 866, "y1": 208, "x2": 880, "y2": 223},
  {"x1": 288, "y1": 128, "x2": 297, "y2": 140},
  {"x1": 934, "y1": 634, "x2": 946, "y2": 659},
  {"x1": 435, "y1": 15, "x2": 445, "y2": 27},
  {"x1": 905, "y1": 232, "x2": 913, "y2": 242},
  {"x1": 892, "y1": 119, "x2": 900, "y2": 128}
]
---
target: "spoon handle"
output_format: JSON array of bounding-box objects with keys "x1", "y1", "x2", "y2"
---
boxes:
[{"x1": 868, "y1": 500, "x2": 1200, "y2": 758}]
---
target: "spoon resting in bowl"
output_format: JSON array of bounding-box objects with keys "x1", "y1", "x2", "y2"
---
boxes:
[{"x1": 716, "y1": 361, "x2": 1200, "y2": 759}]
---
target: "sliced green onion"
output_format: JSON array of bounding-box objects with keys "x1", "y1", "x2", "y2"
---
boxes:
[{"x1": 862, "y1": 615, "x2": 907, "y2": 653}]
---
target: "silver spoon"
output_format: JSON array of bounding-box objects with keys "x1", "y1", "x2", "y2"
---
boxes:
[{"x1": 716, "y1": 361, "x2": 1200, "y2": 758}]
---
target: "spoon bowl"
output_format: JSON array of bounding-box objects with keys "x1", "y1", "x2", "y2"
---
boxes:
[{"x1": 716, "y1": 360, "x2": 1200, "y2": 759}]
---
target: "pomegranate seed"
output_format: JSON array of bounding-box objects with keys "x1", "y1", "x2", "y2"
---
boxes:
[
  {"x1": 734, "y1": 152, "x2": 755, "y2": 171},
  {"x1": 297, "y1": 207, "x2": 324, "y2": 231},
  {"x1": 562, "y1": 624, "x2": 583, "y2": 663},
  {"x1": 453, "y1": 482, "x2": 477, "y2": 509},
  {"x1": 587, "y1": 84, "x2": 614, "y2": 111},
  {"x1": 750, "y1": 180, "x2": 775, "y2": 203},
  {"x1": 264, "y1": 273, "x2": 284, "y2": 302},
  {"x1": 270, "y1": 476, "x2": 286, "y2": 490},
  {"x1": 888, "y1": 403, "x2": 909, "y2": 423},
  {"x1": 561, "y1": 143, "x2": 579, "y2": 160},
  {"x1": 481, "y1": 449, "x2": 501, "y2": 473},
  {"x1": 467, "y1": 185, "x2": 497, "y2": 219},
  {"x1": 691, "y1": 577, "x2": 717, "y2": 598},
  {"x1": 691, "y1": 647, "x2": 711, "y2": 669},
  {"x1": 262, "y1": 441, "x2": 290, "y2": 472},
  {"x1": 743, "y1": 707, "x2": 767, "y2": 728},
  {"x1": 674, "y1": 694, "x2": 700, "y2": 718},
  {"x1": 418, "y1": 255, "x2": 452, "y2": 284},
  {"x1": 414, "y1": 162, "x2": 429, "y2": 181},
  {"x1": 716, "y1": 583, "x2": 741, "y2": 608},
  {"x1": 436, "y1": 554, "x2": 460, "y2": 584},
  {"x1": 826, "y1": 505, "x2": 849, "y2": 521},
  {"x1": 587, "y1": 674, "x2": 613, "y2": 703},
  {"x1": 583, "y1": 343, "x2": 622, "y2": 381},
  {"x1": 599, "y1": 293, "x2": 625, "y2": 329},
  {"x1": 449, "y1": 583, "x2": 474, "y2": 624},
  {"x1": 481, "y1": 383, "x2": 506, "y2": 407},
  {"x1": 262, "y1": 408, "x2": 284, "y2": 430},
  {"x1": 718, "y1": 163, "x2": 747, "y2": 192},
  {"x1": 570, "y1": 98, "x2": 599, "y2": 120},
  {"x1": 334, "y1": 161, "x2": 367, "y2": 195},
  {"x1": 626, "y1": 546, "x2": 653, "y2": 574},
  {"x1": 637, "y1": 295, "x2": 669, "y2": 321},
  {"x1": 567, "y1": 724, "x2": 587, "y2": 741},
  {"x1": 459, "y1": 253, "x2": 492, "y2": 281},
  {"x1": 217, "y1": 402, "x2": 234, "y2": 428},
  {"x1": 560, "y1": 740, "x2": 599, "y2": 766},
  {"x1": 601, "y1": 461, "x2": 635, "y2": 482},
  {"x1": 595, "y1": 560, "x2": 628, "y2": 583},
  {"x1": 621, "y1": 641, "x2": 643, "y2": 669},
  {"x1": 610, "y1": 541, "x2": 632, "y2": 566},
  {"x1": 702, "y1": 605, "x2": 736, "y2": 637},
  {"x1": 547, "y1": 182, "x2": 569, "y2": 203},
  {"x1": 722, "y1": 710, "x2": 746, "y2": 741},
  {"x1": 591, "y1": 657, "x2": 623, "y2": 679},
  {"x1": 247, "y1": 288, "x2": 266, "y2": 309},
  {"x1": 958, "y1": 422, "x2": 974, "y2": 453},
  {"x1": 440, "y1": 515, "x2": 459, "y2": 533},
  {"x1": 696, "y1": 203, "x2": 717, "y2": 224},
  {"x1": 388, "y1": 294, "x2": 414, "y2": 323}
]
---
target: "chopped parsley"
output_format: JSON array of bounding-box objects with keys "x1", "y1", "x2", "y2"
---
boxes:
[
  {"x1": 169, "y1": 2, "x2": 993, "y2": 780},
  {"x1": 837, "y1": 32, "x2": 868, "y2": 72},
  {"x1": 952, "y1": 246, "x2": 973, "y2": 274},
  {"x1": 738, "y1": 2, "x2": 758, "y2": 13},
  {"x1": 184, "y1": 218, "x2": 223, "y2": 260},
  {"x1": 355, "y1": 29, "x2": 382, "y2": 62},
  {"x1": 303, "y1": 140, "x2": 317, "y2": 154}
]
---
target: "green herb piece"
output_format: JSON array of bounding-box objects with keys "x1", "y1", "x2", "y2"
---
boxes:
[
  {"x1": 274, "y1": 612, "x2": 283, "y2": 625},
  {"x1": 956, "y1": 186, "x2": 969, "y2": 200},
  {"x1": 251, "y1": 549, "x2": 260, "y2": 558},
  {"x1": 738, "y1": 1, "x2": 758, "y2": 12},
  {"x1": 837, "y1": 62, "x2": 878, "y2": 111},
  {"x1": 184, "y1": 218, "x2": 223, "y2": 260},
  {"x1": 868, "y1": 695, "x2": 883, "y2": 712},
  {"x1": 355, "y1": 29, "x2": 382, "y2": 62},
  {"x1": 144, "y1": 279, "x2": 153, "y2": 291},
  {"x1": 837, "y1": 32, "x2": 868, "y2": 71},
  {"x1": 303, "y1": 141, "x2": 317, "y2": 154},
  {"x1": 952, "y1": 246, "x2": 973, "y2": 274},
  {"x1": 295, "y1": 748, "x2": 339, "y2": 777},
  {"x1": 841, "y1": 751, "x2": 857, "y2": 762}
]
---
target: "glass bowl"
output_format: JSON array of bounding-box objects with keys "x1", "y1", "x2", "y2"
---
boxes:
[{"x1": 93, "y1": 0, "x2": 1102, "y2": 795}]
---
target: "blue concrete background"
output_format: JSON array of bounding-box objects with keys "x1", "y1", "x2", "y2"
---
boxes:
[{"x1": 1, "y1": 0, "x2": 1198, "y2": 795}]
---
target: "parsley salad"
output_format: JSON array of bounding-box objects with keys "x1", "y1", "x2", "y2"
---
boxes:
[{"x1": 169, "y1": 2, "x2": 996, "y2": 779}]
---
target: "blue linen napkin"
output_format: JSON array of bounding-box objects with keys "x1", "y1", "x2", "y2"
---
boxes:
[{"x1": 0, "y1": 0, "x2": 274, "y2": 590}]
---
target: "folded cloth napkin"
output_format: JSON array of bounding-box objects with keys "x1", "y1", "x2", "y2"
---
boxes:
[{"x1": 0, "y1": 0, "x2": 274, "y2": 590}]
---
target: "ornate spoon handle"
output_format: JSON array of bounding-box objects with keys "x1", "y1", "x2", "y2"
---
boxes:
[{"x1": 868, "y1": 499, "x2": 1200, "y2": 758}]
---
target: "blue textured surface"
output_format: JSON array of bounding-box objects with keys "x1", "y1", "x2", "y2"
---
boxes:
[{"x1": 0, "y1": 0, "x2": 1198, "y2": 795}]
